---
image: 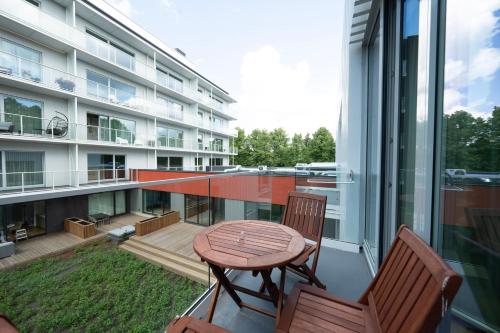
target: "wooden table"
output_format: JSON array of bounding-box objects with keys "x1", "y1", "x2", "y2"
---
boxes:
[{"x1": 193, "y1": 220, "x2": 305, "y2": 324}]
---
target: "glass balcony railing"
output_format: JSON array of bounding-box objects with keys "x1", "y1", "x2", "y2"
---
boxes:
[
  {"x1": 0, "y1": 0, "x2": 233, "y2": 118},
  {"x1": 0, "y1": 51, "x2": 236, "y2": 137}
]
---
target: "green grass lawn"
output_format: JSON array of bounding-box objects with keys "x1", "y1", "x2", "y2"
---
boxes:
[{"x1": 0, "y1": 240, "x2": 206, "y2": 333}]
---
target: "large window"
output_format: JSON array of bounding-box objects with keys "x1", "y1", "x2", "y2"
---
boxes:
[
  {"x1": 157, "y1": 94, "x2": 183, "y2": 120},
  {"x1": 0, "y1": 38, "x2": 41, "y2": 83},
  {"x1": 2, "y1": 201, "x2": 46, "y2": 242},
  {"x1": 85, "y1": 30, "x2": 135, "y2": 71},
  {"x1": 210, "y1": 138, "x2": 223, "y2": 152},
  {"x1": 185, "y1": 194, "x2": 209, "y2": 226},
  {"x1": 2, "y1": 95, "x2": 43, "y2": 135},
  {"x1": 142, "y1": 190, "x2": 171, "y2": 215},
  {"x1": 209, "y1": 158, "x2": 223, "y2": 167},
  {"x1": 86, "y1": 113, "x2": 136, "y2": 144},
  {"x1": 2, "y1": 151, "x2": 44, "y2": 188},
  {"x1": 156, "y1": 156, "x2": 183, "y2": 170},
  {"x1": 87, "y1": 154, "x2": 125, "y2": 182},
  {"x1": 88, "y1": 190, "x2": 127, "y2": 216},
  {"x1": 156, "y1": 126, "x2": 183, "y2": 148},
  {"x1": 436, "y1": 1, "x2": 500, "y2": 331},
  {"x1": 244, "y1": 202, "x2": 284, "y2": 223},
  {"x1": 156, "y1": 67, "x2": 183, "y2": 93},
  {"x1": 86, "y1": 70, "x2": 136, "y2": 107}
]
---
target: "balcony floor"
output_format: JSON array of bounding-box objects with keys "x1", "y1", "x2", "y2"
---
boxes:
[{"x1": 204, "y1": 246, "x2": 372, "y2": 333}]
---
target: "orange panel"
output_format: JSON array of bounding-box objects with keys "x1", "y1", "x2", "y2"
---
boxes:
[{"x1": 136, "y1": 170, "x2": 295, "y2": 205}]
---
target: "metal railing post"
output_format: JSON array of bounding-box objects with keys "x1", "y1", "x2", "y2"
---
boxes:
[
  {"x1": 21, "y1": 173, "x2": 24, "y2": 192},
  {"x1": 52, "y1": 172, "x2": 55, "y2": 190},
  {"x1": 20, "y1": 115, "x2": 23, "y2": 135}
]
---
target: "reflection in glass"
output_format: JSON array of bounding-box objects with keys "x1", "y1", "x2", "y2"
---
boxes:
[
  {"x1": 3, "y1": 96, "x2": 42, "y2": 135},
  {"x1": 437, "y1": 1, "x2": 500, "y2": 331}
]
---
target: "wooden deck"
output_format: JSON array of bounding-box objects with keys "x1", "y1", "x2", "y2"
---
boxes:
[
  {"x1": 0, "y1": 214, "x2": 144, "y2": 271},
  {"x1": 120, "y1": 222, "x2": 212, "y2": 284},
  {"x1": 131, "y1": 222, "x2": 205, "y2": 260}
]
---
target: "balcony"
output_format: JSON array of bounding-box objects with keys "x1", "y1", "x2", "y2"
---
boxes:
[
  {"x1": 0, "y1": 50, "x2": 236, "y2": 137},
  {"x1": 0, "y1": 0, "x2": 235, "y2": 118}
]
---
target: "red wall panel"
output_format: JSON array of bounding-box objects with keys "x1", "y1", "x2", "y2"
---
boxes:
[{"x1": 136, "y1": 170, "x2": 295, "y2": 205}]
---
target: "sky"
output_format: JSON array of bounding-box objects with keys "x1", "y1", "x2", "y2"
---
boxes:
[{"x1": 103, "y1": 0, "x2": 345, "y2": 137}]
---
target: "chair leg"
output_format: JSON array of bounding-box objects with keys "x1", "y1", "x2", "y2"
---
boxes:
[{"x1": 301, "y1": 264, "x2": 326, "y2": 289}]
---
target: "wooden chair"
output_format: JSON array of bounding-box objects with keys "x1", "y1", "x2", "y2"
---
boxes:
[
  {"x1": 15, "y1": 229, "x2": 28, "y2": 242},
  {"x1": 166, "y1": 316, "x2": 230, "y2": 333},
  {"x1": 281, "y1": 191, "x2": 327, "y2": 289},
  {"x1": 276, "y1": 225, "x2": 463, "y2": 333},
  {"x1": 0, "y1": 315, "x2": 20, "y2": 333}
]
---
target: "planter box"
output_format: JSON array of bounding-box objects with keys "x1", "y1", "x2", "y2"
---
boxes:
[
  {"x1": 64, "y1": 217, "x2": 96, "y2": 239},
  {"x1": 135, "y1": 211, "x2": 180, "y2": 236}
]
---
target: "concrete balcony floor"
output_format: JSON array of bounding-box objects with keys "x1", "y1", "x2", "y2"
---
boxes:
[{"x1": 199, "y1": 246, "x2": 372, "y2": 333}]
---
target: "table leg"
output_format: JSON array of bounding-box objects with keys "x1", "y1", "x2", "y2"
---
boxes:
[
  {"x1": 276, "y1": 266, "x2": 286, "y2": 328},
  {"x1": 206, "y1": 281, "x2": 221, "y2": 323},
  {"x1": 260, "y1": 269, "x2": 279, "y2": 307},
  {"x1": 209, "y1": 264, "x2": 242, "y2": 308}
]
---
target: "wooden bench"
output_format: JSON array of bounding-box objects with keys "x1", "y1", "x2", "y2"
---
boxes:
[
  {"x1": 166, "y1": 316, "x2": 230, "y2": 333},
  {"x1": 276, "y1": 225, "x2": 462, "y2": 333}
]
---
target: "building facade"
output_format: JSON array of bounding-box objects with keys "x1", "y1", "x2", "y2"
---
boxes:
[
  {"x1": 338, "y1": 0, "x2": 499, "y2": 332},
  {"x1": 0, "y1": 0, "x2": 236, "y2": 239}
]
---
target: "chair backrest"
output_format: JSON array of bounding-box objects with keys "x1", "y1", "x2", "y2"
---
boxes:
[
  {"x1": 281, "y1": 191, "x2": 327, "y2": 242},
  {"x1": 359, "y1": 225, "x2": 462, "y2": 333},
  {"x1": 465, "y1": 208, "x2": 500, "y2": 254}
]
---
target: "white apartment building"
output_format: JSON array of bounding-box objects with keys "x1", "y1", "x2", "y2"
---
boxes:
[{"x1": 0, "y1": 0, "x2": 237, "y2": 193}]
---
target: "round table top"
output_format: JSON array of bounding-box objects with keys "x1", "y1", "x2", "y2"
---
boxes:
[{"x1": 193, "y1": 220, "x2": 305, "y2": 270}]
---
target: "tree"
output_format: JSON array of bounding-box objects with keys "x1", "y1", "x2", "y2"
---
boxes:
[
  {"x1": 308, "y1": 127, "x2": 336, "y2": 162},
  {"x1": 234, "y1": 127, "x2": 252, "y2": 166},
  {"x1": 269, "y1": 128, "x2": 289, "y2": 166},
  {"x1": 287, "y1": 134, "x2": 307, "y2": 166},
  {"x1": 246, "y1": 129, "x2": 273, "y2": 166},
  {"x1": 231, "y1": 127, "x2": 336, "y2": 167}
]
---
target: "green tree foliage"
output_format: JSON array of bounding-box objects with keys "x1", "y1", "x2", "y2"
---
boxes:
[
  {"x1": 309, "y1": 127, "x2": 336, "y2": 162},
  {"x1": 234, "y1": 127, "x2": 336, "y2": 166},
  {"x1": 444, "y1": 107, "x2": 500, "y2": 172}
]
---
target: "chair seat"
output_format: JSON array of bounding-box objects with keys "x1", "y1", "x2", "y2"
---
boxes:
[
  {"x1": 290, "y1": 243, "x2": 317, "y2": 266},
  {"x1": 276, "y1": 284, "x2": 377, "y2": 333},
  {"x1": 166, "y1": 316, "x2": 230, "y2": 333}
]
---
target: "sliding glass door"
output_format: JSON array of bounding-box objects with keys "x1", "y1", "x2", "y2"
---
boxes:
[
  {"x1": 364, "y1": 15, "x2": 383, "y2": 268},
  {"x1": 436, "y1": 0, "x2": 500, "y2": 331}
]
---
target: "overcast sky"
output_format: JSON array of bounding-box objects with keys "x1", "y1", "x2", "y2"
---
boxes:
[{"x1": 104, "y1": 0, "x2": 345, "y2": 137}]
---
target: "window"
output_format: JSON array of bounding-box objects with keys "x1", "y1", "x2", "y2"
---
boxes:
[
  {"x1": 197, "y1": 111, "x2": 204, "y2": 126},
  {"x1": 168, "y1": 128, "x2": 183, "y2": 148},
  {"x1": 195, "y1": 157, "x2": 203, "y2": 171},
  {"x1": 0, "y1": 38, "x2": 41, "y2": 83},
  {"x1": 86, "y1": 113, "x2": 135, "y2": 144},
  {"x1": 209, "y1": 116, "x2": 223, "y2": 129},
  {"x1": 86, "y1": 70, "x2": 136, "y2": 107},
  {"x1": 3, "y1": 201, "x2": 46, "y2": 242},
  {"x1": 211, "y1": 96, "x2": 223, "y2": 110},
  {"x1": 2, "y1": 95, "x2": 43, "y2": 135},
  {"x1": 185, "y1": 195, "x2": 209, "y2": 226},
  {"x1": 24, "y1": 0, "x2": 40, "y2": 7},
  {"x1": 436, "y1": 0, "x2": 500, "y2": 330},
  {"x1": 88, "y1": 191, "x2": 126, "y2": 216},
  {"x1": 142, "y1": 190, "x2": 171, "y2": 215},
  {"x1": 156, "y1": 68, "x2": 183, "y2": 93},
  {"x1": 87, "y1": 154, "x2": 125, "y2": 182},
  {"x1": 156, "y1": 126, "x2": 183, "y2": 148},
  {"x1": 169, "y1": 157, "x2": 183, "y2": 170},
  {"x1": 3, "y1": 151, "x2": 44, "y2": 187},
  {"x1": 197, "y1": 133, "x2": 204, "y2": 150},
  {"x1": 209, "y1": 158, "x2": 223, "y2": 167},
  {"x1": 156, "y1": 156, "x2": 183, "y2": 170},
  {"x1": 210, "y1": 138, "x2": 223, "y2": 152},
  {"x1": 157, "y1": 94, "x2": 184, "y2": 120},
  {"x1": 85, "y1": 30, "x2": 135, "y2": 71},
  {"x1": 244, "y1": 202, "x2": 284, "y2": 223}
]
